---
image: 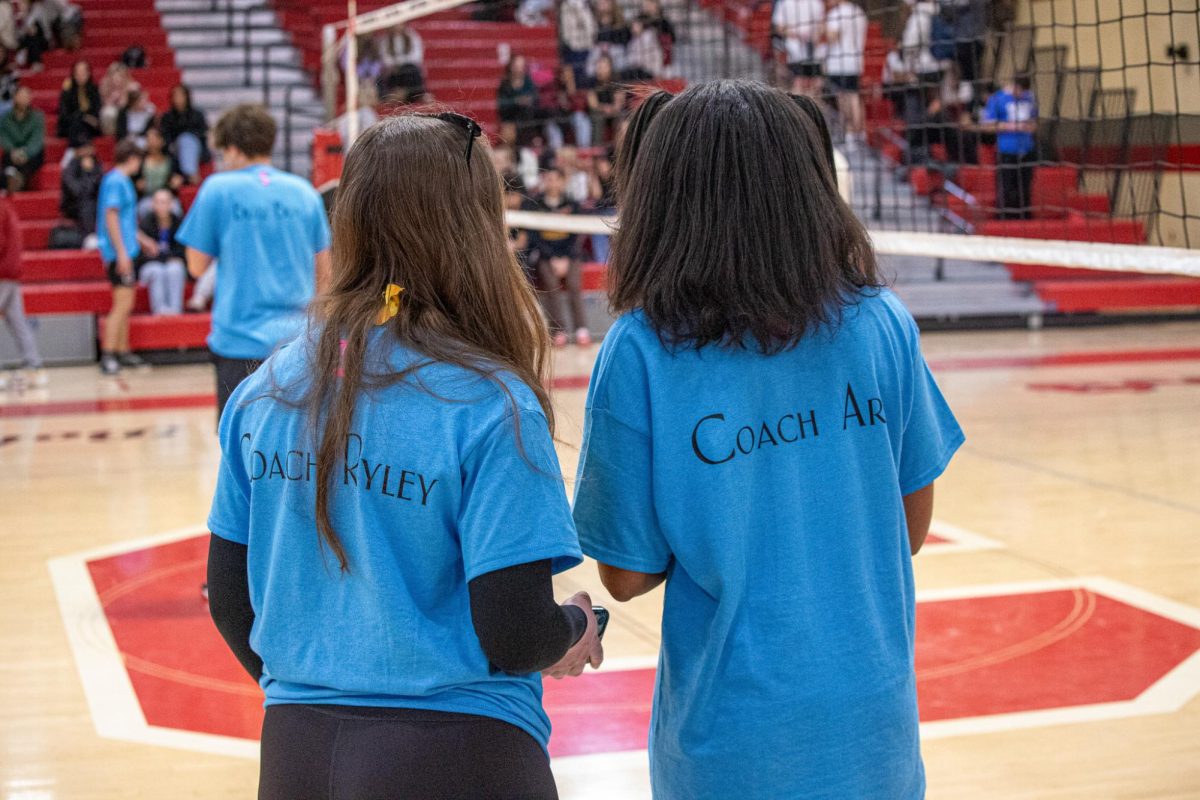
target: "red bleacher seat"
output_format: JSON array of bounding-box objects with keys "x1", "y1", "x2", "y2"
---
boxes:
[
  {"x1": 23, "y1": 282, "x2": 150, "y2": 316},
  {"x1": 1034, "y1": 278, "x2": 1200, "y2": 312},
  {"x1": 20, "y1": 250, "x2": 106, "y2": 283},
  {"x1": 97, "y1": 313, "x2": 212, "y2": 351}
]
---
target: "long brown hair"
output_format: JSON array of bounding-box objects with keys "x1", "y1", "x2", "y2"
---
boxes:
[
  {"x1": 609, "y1": 80, "x2": 880, "y2": 353},
  {"x1": 287, "y1": 114, "x2": 553, "y2": 572}
]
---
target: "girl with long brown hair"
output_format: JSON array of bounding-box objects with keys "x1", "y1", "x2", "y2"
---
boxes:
[{"x1": 206, "y1": 114, "x2": 603, "y2": 799}]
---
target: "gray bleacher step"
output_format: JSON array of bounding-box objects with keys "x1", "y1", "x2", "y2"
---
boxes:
[
  {"x1": 156, "y1": 0, "x2": 266, "y2": 11},
  {"x1": 160, "y1": 9, "x2": 278, "y2": 28},
  {"x1": 172, "y1": 46, "x2": 302, "y2": 68},
  {"x1": 178, "y1": 64, "x2": 309, "y2": 85},
  {"x1": 189, "y1": 85, "x2": 318, "y2": 108},
  {"x1": 169, "y1": 28, "x2": 290, "y2": 47}
]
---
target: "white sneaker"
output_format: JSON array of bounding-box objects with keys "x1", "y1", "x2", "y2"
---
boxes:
[
  {"x1": 0, "y1": 371, "x2": 9, "y2": 391},
  {"x1": 24, "y1": 368, "x2": 49, "y2": 388},
  {"x1": 82, "y1": 234, "x2": 100, "y2": 250}
]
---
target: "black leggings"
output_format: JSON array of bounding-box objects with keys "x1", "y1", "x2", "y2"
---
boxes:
[{"x1": 259, "y1": 704, "x2": 559, "y2": 800}]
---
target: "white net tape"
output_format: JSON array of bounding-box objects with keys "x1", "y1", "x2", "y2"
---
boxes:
[{"x1": 505, "y1": 210, "x2": 1200, "y2": 278}]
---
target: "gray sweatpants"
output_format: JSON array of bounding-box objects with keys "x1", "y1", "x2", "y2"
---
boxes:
[{"x1": 0, "y1": 280, "x2": 44, "y2": 368}]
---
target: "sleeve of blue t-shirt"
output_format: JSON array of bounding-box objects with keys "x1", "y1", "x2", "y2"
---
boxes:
[
  {"x1": 207, "y1": 387, "x2": 252, "y2": 545},
  {"x1": 177, "y1": 181, "x2": 222, "y2": 257},
  {"x1": 572, "y1": 325, "x2": 673, "y2": 574},
  {"x1": 98, "y1": 174, "x2": 122, "y2": 213},
  {"x1": 309, "y1": 195, "x2": 331, "y2": 253},
  {"x1": 458, "y1": 406, "x2": 583, "y2": 580},
  {"x1": 897, "y1": 319, "x2": 965, "y2": 496}
]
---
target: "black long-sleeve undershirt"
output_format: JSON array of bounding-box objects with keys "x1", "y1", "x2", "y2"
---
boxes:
[{"x1": 206, "y1": 534, "x2": 586, "y2": 683}]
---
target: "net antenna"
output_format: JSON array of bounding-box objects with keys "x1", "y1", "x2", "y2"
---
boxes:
[{"x1": 321, "y1": 0, "x2": 476, "y2": 144}]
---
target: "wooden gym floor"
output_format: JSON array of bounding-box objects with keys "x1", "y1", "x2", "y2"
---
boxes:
[{"x1": 2, "y1": 320, "x2": 1199, "y2": 799}]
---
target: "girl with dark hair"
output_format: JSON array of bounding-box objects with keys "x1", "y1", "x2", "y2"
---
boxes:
[
  {"x1": 159, "y1": 85, "x2": 209, "y2": 184},
  {"x1": 205, "y1": 114, "x2": 603, "y2": 798},
  {"x1": 586, "y1": 54, "x2": 624, "y2": 145},
  {"x1": 496, "y1": 54, "x2": 539, "y2": 146},
  {"x1": 55, "y1": 60, "x2": 101, "y2": 142},
  {"x1": 573, "y1": 80, "x2": 963, "y2": 799}
]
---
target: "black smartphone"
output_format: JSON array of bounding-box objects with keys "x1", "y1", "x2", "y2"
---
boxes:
[{"x1": 593, "y1": 606, "x2": 610, "y2": 640}]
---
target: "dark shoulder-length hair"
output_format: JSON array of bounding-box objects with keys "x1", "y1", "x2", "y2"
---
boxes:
[{"x1": 608, "y1": 79, "x2": 881, "y2": 353}]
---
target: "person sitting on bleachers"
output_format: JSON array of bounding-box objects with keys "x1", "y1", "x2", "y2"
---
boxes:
[
  {"x1": 622, "y1": 15, "x2": 664, "y2": 81},
  {"x1": 376, "y1": 24, "x2": 425, "y2": 102},
  {"x1": 134, "y1": 126, "x2": 183, "y2": 212},
  {"x1": 116, "y1": 88, "x2": 156, "y2": 145},
  {"x1": 586, "y1": 54, "x2": 625, "y2": 146},
  {"x1": 56, "y1": 60, "x2": 102, "y2": 144},
  {"x1": 557, "y1": 0, "x2": 596, "y2": 78},
  {"x1": 159, "y1": 85, "x2": 208, "y2": 185},
  {"x1": 99, "y1": 61, "x2": 136, "y2": 135},
  {"x1": 135, "y1": 188, "x2": 186, "y2": 316},
  {"x1": 0, "y1": 1, "x2": 18, "y2": 70},
  {"x1": 59, "y1": 133, "x2": 102, "y2": 240},
  {"x1": 545, "y1": 63, "x2": 590, "y2": 149},
  {"x1": 0, "y1": 85, "x2": 44, "y2": 192},
  {"x1": 496, "y1": 54, "x2": 540, "y2": 146},
  {"x1": 15, "y1": 0, "x2": 55, "y2": 71},
  {"x1": 0, "y1": 50, "x2": 16, "y2": 117}
]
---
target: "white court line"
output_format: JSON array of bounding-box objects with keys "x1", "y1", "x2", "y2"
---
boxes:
[
  {"x1": 924, "y1": 520, "x2": 1004, "y2": 554},
  {"x1": 48, "y1": 531, "x2": 1200, "y2": 793}
]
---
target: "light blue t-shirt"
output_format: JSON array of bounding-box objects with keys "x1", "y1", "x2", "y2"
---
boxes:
[
  {"x1": 208, "y1": 331, "x2": 583, "y2": 747},
  {"x1": 96, "y1": 169, "x2": 140, "y2": 264},
  {"x1": 177, "y1": 165, "x2": 331, "y2": 359},
  {"x1": 982, "y1": 89, "x2": 1038, "y2": 156},
  {"x1": 573, "y1": 290, "x2": 963, "y2": 799}
]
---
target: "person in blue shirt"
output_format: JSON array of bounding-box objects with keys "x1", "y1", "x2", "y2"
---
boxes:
[
  {"x1": 96, "y1": 138, "x2": 145, "y2": 376},
  {"x1": 177, "y1": 103, "x2": 333, "y2": 420},
  {"x1": 205, "y1": 114, "x2": 604, "y2": 799},
  {"x1": 572, "y1": 80, "x2": 964, "y2": 799},
  {"x1": 981, "y1": 75, "x2": 1038, "y2": 220}
]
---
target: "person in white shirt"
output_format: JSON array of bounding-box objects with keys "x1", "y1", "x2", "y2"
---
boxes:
[
  {"x1": 772, "y1": 0, "x2": 824, "y2": 96},
  {"x1": 899, "y1": 0, "x2": 940, "y2": 81},
  {"x1": 822, "y1": 0, "x2": 868, "y2": 143}
]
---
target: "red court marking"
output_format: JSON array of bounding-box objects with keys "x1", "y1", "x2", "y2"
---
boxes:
[
  {"x1": 87, "y1": 536, "x2": 1200, "y2": 758},
  {"x1": 927, "y1": 348, "x2": 1200, "y2": 372},
  {"x1": 6, "y1": 349, "x2": 1200, "y2": 420},
  {"x1": 0, "y1": 393, "x2": 215, "y2": 418},
  {"x1": 924, "y1": 533, "x2": 948, "y2": 544}
]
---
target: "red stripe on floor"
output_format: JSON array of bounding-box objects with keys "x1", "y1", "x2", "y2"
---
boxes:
[{"x1": 5, "y1": 348, "x2": 1200, "y2": 419}]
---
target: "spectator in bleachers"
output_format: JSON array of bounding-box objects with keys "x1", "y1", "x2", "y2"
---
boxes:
[
  {"x1": 135, "y1": 126, "x2": 183, "y2": 209},
  {"x1": 594, "y1": 0, "x2": 630, "y2": 48},
  {"x1": 623, "y1": 16, "x2": 665, "y2": 81},
  {"x1": 159, "y1": 84, "x2": 208, "y2": 185},
  {"x1": 56, "y1": 60, "x2": 102, "y2": 144},
  {"x1": 553, "y1": 145, "x2": 590, "y2": 202},
  {"x1": 981, "y1": 75, "x2": 1038, "y2": 220},
  {"x1": 116, "y1": 88, "x2": 156, "y2": 145},
  {"x1": 496, "y1": 54, "x2": 539, "y2": 146},
  {"x1": 99, "y1": 61, "x2": 136, "y2": 135},
  {"x1": 15, "y1": 0, "x2": 53, "y2": 71},
  {"x1": 545, "y1": 63, "x2": 590, "y2": 149},
  {"x1": 898, "y1": 0, "x2": 940, "y2": 85},
  {"x1": 531, "y1": 166, "x2": 590, "y2": 347},
  {"x1": 558, "y1": 0, "x2": 596, "y2": 78},
  {"x1": 587, "y1": 54, "x2": 624, "y2": 146},
  {"x1": 0, "y1": 85, "x2": 43, "y2": 192},
  {"x1": 59, "y1": 134, "x2": 102, "y2": 238},
  {"x1": 822, "y1": 0, "x2": 867, "y2": 146},
  {"x1": 948, "y1": 0, "x2": 987, "y2": 87},
  {"x1": 135, "y1": 188, "x2": 186, "y2": 316},
  {"x1": 0, "y1": 1, "x2": 17, "y2": 64},
  {"x1": 639, "y1": 0, "x2": 675, "y2": 61},
  {"x1": 773, "y1": 0, "x2": 823, "y2": 97},
  {"x1": 0, "y1": 50, "x2": 16, "y2": 117},
  {"x1": 923, "y1": 61, "x2": 976, "y2": 164},
  {"x1": 1, "y1": 187, "x2": 48, "y2": 389},
  {"x1": 376, "y1": 24, "x2": 425, "y2": 103},
  {"x1": 516, "y1": 0, "x2": 554, "y2": 26},
  {"x1": 97, "y1": 138, "x2": 146, "y2": 375},
  {"x1": 587, "y1": 147, "x2": 615, "y2": 262}
]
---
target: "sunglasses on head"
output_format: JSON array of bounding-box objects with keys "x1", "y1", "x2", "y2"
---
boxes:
[{"x1": 417, "y1": 112, "x2": 484, "y2": 170}]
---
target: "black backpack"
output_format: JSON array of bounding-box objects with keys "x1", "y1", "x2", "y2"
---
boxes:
[{"x1": 48, "y1": 224, "x2": 85, "y2": 250}]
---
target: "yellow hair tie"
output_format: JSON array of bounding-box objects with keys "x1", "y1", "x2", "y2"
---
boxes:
[{"x1": 375, "y1": 283, "x2": 404, "y2": 325}]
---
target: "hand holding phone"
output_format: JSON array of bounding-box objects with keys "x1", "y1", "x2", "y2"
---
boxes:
[{"x1": 543, "y1": 593, "x2": 605, "y2": 679}]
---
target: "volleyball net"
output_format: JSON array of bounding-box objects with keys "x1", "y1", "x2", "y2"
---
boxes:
[{"x1": 314, "y1": 0, "x2": 1200, "y2": 317}]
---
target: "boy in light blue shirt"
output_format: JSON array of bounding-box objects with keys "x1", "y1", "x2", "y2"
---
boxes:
[
  {"x1": 97, "y1": 139, "x2": 145, "y2": 375},
  {"x1": 178, "y1": 103, "x2": 331, "y2": 420}
]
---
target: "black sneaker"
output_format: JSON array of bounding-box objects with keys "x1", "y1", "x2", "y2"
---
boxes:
[
  {"x1": 100, "y1": 353, "x2": 120, "y2": 375},
  {"x1": 117, "y1": 352, "x2": 149, "y2": 368}
]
